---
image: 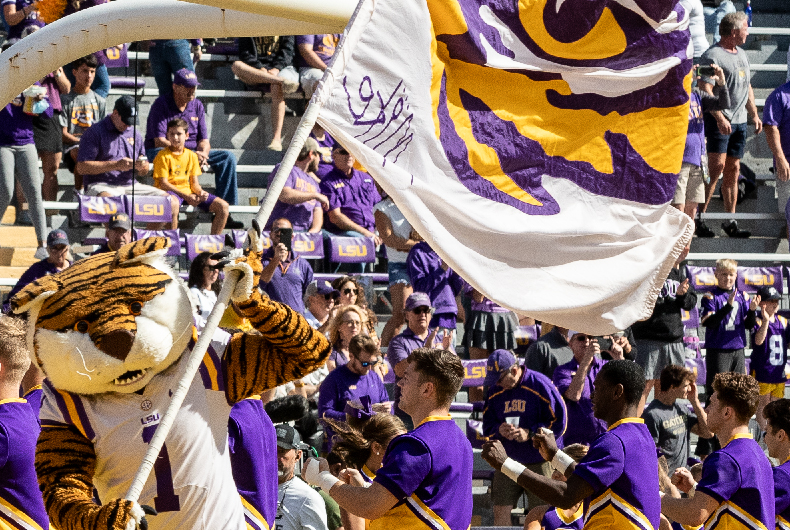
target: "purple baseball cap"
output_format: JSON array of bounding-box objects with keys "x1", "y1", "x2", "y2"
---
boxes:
[
  {"x1": 484, "y1": 349, "x2": 517, "y2": 388},
  {"x1": 46, "y1": 229, "x2": 69, "y2": 247},
  {"x1": 173, "y1": 68, "x2": 200, "y2": 87},
  {"x1": 405, "y1": 292, "x2": 432, "y2": 312},
  {"x1": 305, "y1": 280, "x2": 339, "y2": 299}
]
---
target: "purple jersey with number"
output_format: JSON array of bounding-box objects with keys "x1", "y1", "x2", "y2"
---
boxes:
[
  {"x1": 372, "y1": 416, "x2": 473, "y2": 530},
  {"x1": 542, "y1": 506, "x2": 584, "y2": 530},
  {"x1": 750, "y1": 315, "x2": 789, "y2": 383},
  {"x1": 572, "y1": 418, "x2": 660, "y2": 530},
  {"x1": 700, "y1": 287, "x2": 749, "y2": 349},
  {"x1": 0, "y1": 399, "x2": 49, "y2": 530},
  {"x1": 695, "y1": 434, "x2": 774, "y2": 530},
  {"x1": 776, "y1": 459, "x2": 790, "y2": 530},
  {"x1": 229, "y1": 396, "x2": 277, "y2": 530}
]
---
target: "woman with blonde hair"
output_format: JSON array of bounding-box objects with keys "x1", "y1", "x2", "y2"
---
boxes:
[
  {"x1": 326, "y1": 305, "x2": 369, "y2": 371},
  {"x1": 332, "y1": 275, "x2": 379, "y2": 340}
]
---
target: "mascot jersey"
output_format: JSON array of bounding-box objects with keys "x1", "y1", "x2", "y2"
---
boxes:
[{"x1": 40, "y1": 329, "x2": 245, "y2": 529}]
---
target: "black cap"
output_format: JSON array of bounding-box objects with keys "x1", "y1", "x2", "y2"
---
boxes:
[
  {"x1": 108, "y1": 213, "x2": 131, "y2": 231},
  {"x1": 46, "y1": 229, "x2": 69, "y2": 247},
  {"x1": 114, "y1": 95, "x2": 138, "y2": 126},
  {"x1": 758, "y1": 285, "x2": 782, "y2": 301},
  {"x1": 275, "y1": 424, "x2": 301, "y2": 450}
]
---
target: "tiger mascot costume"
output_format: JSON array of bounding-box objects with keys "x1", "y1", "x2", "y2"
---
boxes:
[{"x1": 10, "y1": 230, "x2": 330, "y2": 530}]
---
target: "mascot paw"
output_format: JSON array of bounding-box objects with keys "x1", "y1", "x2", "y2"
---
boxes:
[
  {"x1": 125, "y1": 503, "x2": 157, "y2": 530},
  {"x1": 223, "y1": 260, "x2": 256, "y2": 303}
]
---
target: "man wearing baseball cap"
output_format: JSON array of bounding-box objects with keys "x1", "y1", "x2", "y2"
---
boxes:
[
  {"x1": 304, "y1": 280, "x2": 339, "y2": 330},
  {"x1": 387, "y1": 292, "x2": 436, "y2": 430},
  {"x1": 275, "y1": 425, "x2": 329, "y2": 530},
  {"x1": 93, "y1": 213, "x2": 132, "y2": 254},
  {"x1": 482, "y1": 349, "x2": 566, "y2": 525},
  {"x1": 3, "y1": 229, "x2": 71, "y2": 313},
  {"x1": 751, "y1": 284, "x2": 789, "y2": 429},
  {"x1": 144, "y1": 68, "x2": 243, "y2": 229},
  {"x1": 76, "y1": 95, "x2": 168, "y2": 200}
]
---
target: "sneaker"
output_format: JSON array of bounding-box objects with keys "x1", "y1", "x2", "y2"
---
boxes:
[
  {"x1": 267, "y1": 140, "x2": 283, "y2": 152},
  {"x1": 225, "y1": 216, "x2": 244, "y2": 230},
  {"x1": 722, "y1": 220, "x2": 751, "y2": 239},
  {"x1": 695, "y1": 218, "x2": 715, "y2": 238},
  {"x1": 34, "y1": 246, "x2": 48, "y2": 260}
]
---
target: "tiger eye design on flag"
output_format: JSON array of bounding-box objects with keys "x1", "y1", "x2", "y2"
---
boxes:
[{"x1": 427, "y1": 0, "x2": 692, "y2": 215}]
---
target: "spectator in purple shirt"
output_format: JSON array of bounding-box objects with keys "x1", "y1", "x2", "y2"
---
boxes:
[
  {"x1": 144, "y1": 68, "x2": 242, "y2": 229},
  {"x1": 76, "y1": 96, "x2": 163, "y2": 199},
  {"x1": 296, "y1": 34, "x2": 341, "y2": 98},
  {"x1": 267, "y1": 138, "x2": 328, "y2": 233},
  {"x1": 1, "y1": 0, "x2": 43, "y2": 48},
  {"x1": 326, "y1": 305, "x2": 369, "y2": 372},
  {"x1": 320, "y1": 142, "x2": 382, "y2": 273},
  {"x1": 387, "y1": 292, "x2": 440, "y2": 430},
  {"x1": 3, "y1": 229, "x2": 70, "y2": 313},
  {"x1": 318, "y1": 335, "x2": 390, "y2": 449},
  {"x1": 310, "y1": 124, "x2": 335, "y2": 179},
  {"x1": 260, "y1": 217, "x2": 314, "y2": 315},
  {"x1": 763, "y1": 78, "x2": 790, "y2": 216},
  {"x1": 553, "y1": 332, "x2": 619, "y2": 446}
]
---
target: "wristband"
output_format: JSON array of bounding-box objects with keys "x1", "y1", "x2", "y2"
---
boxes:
[
  {"x1": 550, "y1": 450, "x2": 574, "y2": 474},
  {"x1": 317, "y1": 470, "x2": 341, "y2": 492},
  {"x1": 689, "y1": 482, "x2": 697, "y2": 499},
  {"x1": 501, "y1": 458, "x2": 526, "y2": 483}
]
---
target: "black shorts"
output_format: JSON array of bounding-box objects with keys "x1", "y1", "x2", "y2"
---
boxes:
[
  {"x1": 32, "y1": 111, "x2": 63, "y2": 153},
  {"x1": 704, "y1": 114, "x2": 747, "y2": 159}
]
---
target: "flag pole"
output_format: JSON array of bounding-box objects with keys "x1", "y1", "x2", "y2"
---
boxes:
[{"x1": 123, "y1": 0, "x2": 367, "y2": 505}]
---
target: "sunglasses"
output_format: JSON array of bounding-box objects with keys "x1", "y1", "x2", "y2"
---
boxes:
[
  {"x1": 574, "y1": 335, "x2": 593, "y2": 342},
  {"x1": 336, "y1": 149, "x2": 349, "y2": 156},
  {"x1": 360, "y1": 359, "x2": 380, "y2": 367},
  {"x1": 343, "y1": 288, "x2": 358, "y2": 295},
  {"x1": 323, "y1": 293, "x2": 339, "y2": 301},
  {"x1": 412, "y1": 307, "x2": 431, "y2": 315}
]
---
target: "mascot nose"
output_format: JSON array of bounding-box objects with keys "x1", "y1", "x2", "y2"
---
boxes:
[{"x1": 97, "y1": 330, "x2": 136, "y2": 361}]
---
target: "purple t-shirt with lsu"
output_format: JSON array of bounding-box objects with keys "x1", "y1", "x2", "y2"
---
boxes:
[
  {"x1": 700, "y1": 287, "x2": 749, "y2": 349},
  {"x1": 0, "y1": 96, "x2": 34, "y2": 146},
  {"x1": 750, "y1": 315, "x2": 789, "y2": 384},
  {"x1": 683, "y1": 91, "x2": 704, "y2": 166},
  {"x1": 319, "y1": 167, "x2": 381, "y2": 234},
  {"x1": 0, "y1": 400, "x2": 49, "y2": 530},
  {"x1": 2, "y1": 0, "x2": 44, "y2": 41},
  {"x1": 259, "y1": 249, "x2": 313, "y2": 315},
  {"x1": 144, "y1": 94, "x2": 207, "y2": 151},
  {"x1": 695, "y1": 435, "x2": 774, "y2": 529},
  {"x1": 310, "y1": 129, "x2": 335, "y2": 179},
  {"x1": 763, "y1": 81, "x2": 790, "y2": 166},
  {"x1": 78, "y1": 116, "x2": 145, "y2": 187},
  {"x1": 553, "y1": 356, "x2": 607, "y2": 446},
  {"x1": 295, "y1": 34, "x2": 340, "y2": 68},
  {"x1": 228, "y1": 397, "x2": 277, "y2": 530},
  {"x1": 266, "y1": 163, "x2": 319, "y2": 232},
  {"x1": 573, "y1": 419, "x2": 660, "y2": 530},
  {"x1": 373, "y1": 417, "x2": 473, "y2": 530}
]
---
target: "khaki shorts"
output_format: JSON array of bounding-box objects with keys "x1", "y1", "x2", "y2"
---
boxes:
[
  {"x1": 85, "y1": 182, "x2": 167, "y2": 197},
  {"x1": 673, "y1": 162, "x2": 705, "y2": 205},
  {"x1": 492, "y1": 460, "x2": 552, "y2": 511}
]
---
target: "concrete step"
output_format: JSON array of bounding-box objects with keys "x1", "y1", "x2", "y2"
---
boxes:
[
  {"x1": 690, "y1": 236, "x2": 782, "y2": 254},
  {"x1": 0, "y1": 225, "x2": 39, "y2": 248},
  {"x1": 0, "y1": 266, "x2": 28, "y2": 278},
  {"x1": 0, "y1": 247, "x2": 38, "y2": 267}
]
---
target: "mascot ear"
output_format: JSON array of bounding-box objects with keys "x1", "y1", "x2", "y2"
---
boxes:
[
  {"x1": 113, "y1": 237, "x2": 171, "y2": 268},
  {"x1": 11, "y1": 275, "x2": 58, "y2": 316}
]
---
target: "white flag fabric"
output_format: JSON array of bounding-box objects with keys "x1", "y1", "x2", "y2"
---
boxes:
[{"x1": 314, "y1": 0, "x2": 694, "y2": 334}]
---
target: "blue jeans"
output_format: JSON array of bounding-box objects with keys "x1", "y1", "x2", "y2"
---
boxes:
[
  {"x1": 65, "y1": 63, "x2": 110, "y2": 98},
  {"x1": 149, "y1": 40, "x2": 193, "y2": 97},
  {"x1": 322, "y1": 229, "x2": 366, "y2": 274},
  {"x1": 146, "y1": 147, "x2": 238, "y2": 206}
]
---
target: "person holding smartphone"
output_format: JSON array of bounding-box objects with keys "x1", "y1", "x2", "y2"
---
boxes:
[{"x1": 260, "y1": 217, "x2": 315, "y2": 315}]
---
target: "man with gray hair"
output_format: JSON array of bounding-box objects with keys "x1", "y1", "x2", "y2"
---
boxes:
[
  {"x1": 266, "y1": 137, "x2": 329, "y2": 233},
  {"x1": 696, "y1": 11, "x2": 762, "y2": 239}
]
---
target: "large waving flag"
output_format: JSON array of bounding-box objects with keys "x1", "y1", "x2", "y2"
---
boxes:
[{"x1": 315, "y1": 0, "x2": 694, "y2": 334}]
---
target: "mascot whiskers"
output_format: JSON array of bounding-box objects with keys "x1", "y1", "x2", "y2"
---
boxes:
[{"x1": 11, "y1": 229, "x2": 330, "y2": 530}]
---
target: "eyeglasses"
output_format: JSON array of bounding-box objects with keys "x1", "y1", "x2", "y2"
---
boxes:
[
  {"x1": 343, "y1": 288, "x2": 358, "y2": 295},
  {"x1": 342, "y1": 319, "x2": 361, "y2": 327},
  {"x1": 412, "y1": 307, "x2": 431, "y2": 315}
]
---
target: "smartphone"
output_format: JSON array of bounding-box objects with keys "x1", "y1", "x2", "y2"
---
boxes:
[
  {"x1": 697, "y1": 65, "x2": 716, "y2": 77},
  {"x1": 279, "y1": 228, "x2": 293, "y2": 253}
]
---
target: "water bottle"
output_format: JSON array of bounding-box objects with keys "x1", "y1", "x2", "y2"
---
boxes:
[{"x1": 745, "y1": 0, "x2": 752, "y2": 27}]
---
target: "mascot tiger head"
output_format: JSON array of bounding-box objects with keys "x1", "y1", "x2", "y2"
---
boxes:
[{"x1": 11, "y1": 237, "x2": 195, "y2": 395}]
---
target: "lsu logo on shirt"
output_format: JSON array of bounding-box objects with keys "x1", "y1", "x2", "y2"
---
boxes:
[
  {"x1": 71, "y1": 104, "x2": 100, "y2": 128},
  {"x1": 127, "y1": 137, "x2": 135, "y2": 145},
  {"x1": 334, "y1": 182, "x2": 345, "y2": 189},
  {"x1": 504, "y1": 399, "x2": 526, "y2": 414}
]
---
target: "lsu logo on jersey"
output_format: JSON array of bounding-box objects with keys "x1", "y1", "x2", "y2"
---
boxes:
[
  {"x1": 71, "y1": 104, "x2": 99, "y2": 128},
  {"x1": 504, "y1": 399, "x2": 526, "y2": 414}
]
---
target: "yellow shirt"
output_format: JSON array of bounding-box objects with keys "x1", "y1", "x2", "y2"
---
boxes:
[{"x1": 153, "y1": 147, "x2": 202, "y2": 195}]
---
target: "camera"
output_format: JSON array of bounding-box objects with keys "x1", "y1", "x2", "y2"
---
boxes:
[{"x1": 697, "y1": 65, "x2": 716, "y2": 78}]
